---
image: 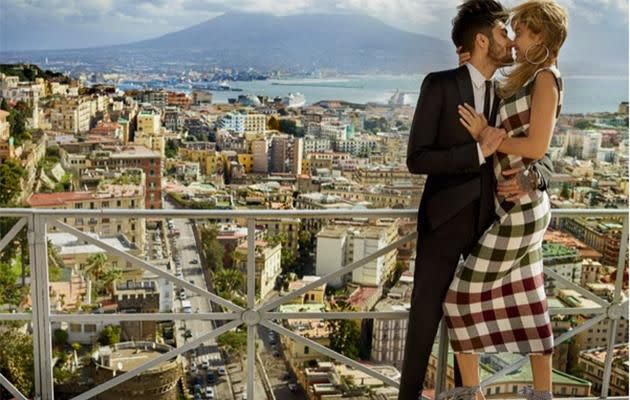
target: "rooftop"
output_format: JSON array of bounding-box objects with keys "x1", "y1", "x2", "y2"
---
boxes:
[{"x1": 95, "y1": 342, "x2": 176, "y2": 372}]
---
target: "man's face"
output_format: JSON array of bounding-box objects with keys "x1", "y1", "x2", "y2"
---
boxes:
[{"x1": 487, "y1": 21, "x2": 514, "y2": 67}]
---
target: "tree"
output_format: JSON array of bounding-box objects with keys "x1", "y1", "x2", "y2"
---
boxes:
[
  {"x1": 84, "y1": 253, "x2": 107, "y2": 283},
  {"x1": 98, "y1": 325, "x2": 121, "y2": 346},
  {"x1": 574, "y1": 120, "x2": 595, "y2": 130},
  {"x1": 48, "y1": 240, "x2": 65, "y2": 281},
  {"x1": 326, "y1": 299, "x2": 361, "y2": 360},
  {"x1": 267, "y1": 116, "x2": 280, "y2": 131},
  {"x1": 101, "y1": 266, "x2": 123, "y2": 297},
  {"x1": 0, "y1": 159, "x2": 26, "y2": 205},
  {"x1": 364, "y1": 117, "x2": 390, "y2": 134},
  {"x1": 217, "y1": 329, "x2": 247, "y2": 361},
  {"x1": 165, "y1": 139, "x2": 179, "y2": 159},
  {"x1": 0, "y1": 98, "x2": 8, "y2": 111},
  {"x1": 214, "y1": 267, "x2": 244, "y2": 298},
  {"x1": 278, "y1": 119, "x2": 305, "y2": 137},
  {"x1": 84, "y1": 253, "x2": 110, "y2": 296},
  {"x1": 53, "y1": 328, "x2": 69, "y2": 348},
  {"x1": 0, "y1": 326, "x2": 34, "y2": 396},
  {"x1": 560, "y1": 182, "x2": 571, "y2": 199},
  {"x1": 199, "y1": 225, "x2": 224, "y2": 272},
  {"x1": 0, "y1": 261, "x2": 23, "y2": 305}
]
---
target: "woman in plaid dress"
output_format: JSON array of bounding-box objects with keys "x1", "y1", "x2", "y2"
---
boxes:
[{"x1": 439, "y1": 2, "x2": 568, "y2": 400}]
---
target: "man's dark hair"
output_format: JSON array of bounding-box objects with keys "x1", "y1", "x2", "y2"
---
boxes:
[{"x1": 451, "y1": 0, "x2": 507, "y2": 53}]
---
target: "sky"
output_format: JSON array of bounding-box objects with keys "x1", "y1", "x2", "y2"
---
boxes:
[{"x1": 0, "y1": 0, "x2": 628, "y2": 71}]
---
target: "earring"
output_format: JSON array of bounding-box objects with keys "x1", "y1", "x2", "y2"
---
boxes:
[{"x1": 525, "y1": 43, "x2": 550, "y2": 65}]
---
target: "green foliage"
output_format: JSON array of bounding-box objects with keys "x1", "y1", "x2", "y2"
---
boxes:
[
  {"x1": 53, "y1": 329, "x2": 69, "y2": 347},
  {"x1": 0, "y1": 159, "x2": 26, "y2": 205},
  {"x1": 326, "y1": 300, "x2": 361, "y2": 360},
  {"x1": 0, "y1": 261, "x2": 24, "y2": 305},
  {"x1": 279, "y1": 119, "x2": 305, "y2": 137},
  {"x1": 0, "y1": 63, "x2": 69, "y2": 83},
  {"x1": 214, "y1": 267, "x2": 244, "y2": 298},
  {"x1": 199, "y1": 225, "x2": 224, "y2": 272},
  {"x1": 364, "y1": 117, "x2": 390, "y2": 134},
  {"x1": 0, "y1": 325, "x2": 34, "y2": 396},
  {"x1": 573, "y1": 120, "x2": 596, "y2": 130},
  {"x1": 7, "y1": 102, "x2": 31, "y2": 146},
  {"x1": 165, "y1": 139, "x2": 179, "y2": 159},
  {"x1": 560, "y1": 182, "x2": 572, "y2": 199},
  {"x1": 217, "y1": 329, "x2": 247, "y2": 357},
  {"x1": 98, "y1": 325, "x2": 121, "y2": 346}
]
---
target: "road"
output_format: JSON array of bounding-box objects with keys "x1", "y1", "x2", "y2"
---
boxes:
[{"x1": 164, "y1": 197, "x2": 268, "y2": 399}]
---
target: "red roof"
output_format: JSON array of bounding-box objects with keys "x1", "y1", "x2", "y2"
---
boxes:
[{"x1": 27, "y1": 192, "x2": 93, "y2": 207}]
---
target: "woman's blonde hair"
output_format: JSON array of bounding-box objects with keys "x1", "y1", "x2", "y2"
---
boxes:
[{"x1": 499, "y1": 0, "x2": 568, "y2": 99}]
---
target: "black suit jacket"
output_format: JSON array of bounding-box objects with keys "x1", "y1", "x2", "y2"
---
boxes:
[{"x1": 407, "y1": 65, "x2": 554, "y2": 232}]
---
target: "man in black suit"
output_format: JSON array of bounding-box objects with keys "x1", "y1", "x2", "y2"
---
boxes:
[{"x1": 398, "y1": 1, "x2": 554, "y2": 399}]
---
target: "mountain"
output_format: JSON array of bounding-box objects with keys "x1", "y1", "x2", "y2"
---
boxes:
[{"x1": 118, "y1": 12, "x2": 453, "y2": 74}]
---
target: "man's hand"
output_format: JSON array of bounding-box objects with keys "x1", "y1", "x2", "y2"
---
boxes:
[
  {"x1": 497, "y1": 167, "x2": 538, "y2": 202},
  {"x1": 479, "y1": 127, "x2": 506, "y2": 157}
]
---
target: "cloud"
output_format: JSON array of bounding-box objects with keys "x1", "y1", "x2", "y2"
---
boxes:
[{"x1": 1, "y1": 0, "x2": 627, "y2": 50}]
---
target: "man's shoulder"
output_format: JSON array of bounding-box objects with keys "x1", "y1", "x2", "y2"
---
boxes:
[{"x1": 424, "y1": 66, "x2": 463, "y2": 83}]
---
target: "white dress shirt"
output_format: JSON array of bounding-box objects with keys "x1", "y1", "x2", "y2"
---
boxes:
[{"x1": 465, "y1": 62, "x2": 496, "y2": 166}]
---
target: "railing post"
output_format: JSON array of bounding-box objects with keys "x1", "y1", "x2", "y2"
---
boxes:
[
  {"x1": 435, "y1": 319, "x2": 449, "y2": 395},
  {"x1": 247, "y1": 219, "x2": 256, "y2": 400},
  {"x1": 599, "y1": 215, "x2": 628, "y2": 399},
  {"x1": 28, "y1": 214, "x2": 54, "y2": 400}
]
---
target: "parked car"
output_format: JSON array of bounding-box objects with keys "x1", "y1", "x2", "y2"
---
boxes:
[
  {"x1": 205, "y1": 386, "x2": 215, "y2": 399},
  {"x1": 288, "y1": 383, "x2": 297, "y2": 392},
  {"x1": 201, "y1": 360, "x2": 210, "y2": 369},
  {"x1": 217, "y1": 366, "x2": 226, "y2": 376}
]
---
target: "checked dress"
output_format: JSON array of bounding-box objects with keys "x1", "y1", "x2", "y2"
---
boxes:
[{"x1": 442, "y1": 66, "x2": 563, "y2": 354}]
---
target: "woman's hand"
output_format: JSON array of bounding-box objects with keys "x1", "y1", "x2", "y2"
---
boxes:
[
  {"x1": 458, "y1": 103, "x2": 488, "y2": 140},
  {"x1": 456, "y1": 46, "x2": 471, "y2": 66}
]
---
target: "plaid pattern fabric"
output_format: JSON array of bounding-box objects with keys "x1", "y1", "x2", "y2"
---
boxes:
[{"x1": 442, "y1": 67, "x2": 562, "y2": 354}]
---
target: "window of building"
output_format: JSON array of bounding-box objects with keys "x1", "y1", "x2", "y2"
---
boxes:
[
  {"x1": 70, "y1": 324, "x2": 82, "y2": 333},
  {"x1": 304, "y1": 346, "x2": 309, "y2": 354},
  {"x1": 84, "y1": 324, "x2": 96, "y2": 333}
]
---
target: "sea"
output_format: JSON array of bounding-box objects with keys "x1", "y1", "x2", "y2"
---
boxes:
[
  {"x1": 123, "y1": 74, "x2": 629, "y2": 115},
  {"x1": 118, "y1": 74, "x2": 629, "y2": 114}
]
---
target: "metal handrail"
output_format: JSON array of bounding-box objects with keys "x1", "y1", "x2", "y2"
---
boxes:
[{"x1": 0, "y1": 208, "x2": 626, "y2": 400}]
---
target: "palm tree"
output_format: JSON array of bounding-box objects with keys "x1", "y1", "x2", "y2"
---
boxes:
[
  {"x1": 47, "y1": 240, "x2": 65, "y2": 281},
  {"x1": 84, "y1": 253, "x2": 107, "y2": 282},
  {"x1": 101, "y1": 267, "x2": 122, "y2": 297},
  {"x1": 84, "y1": 253, "x2": 108, "y2": 297},
  {"x1": 214, "y1": 267, "x2": 244, "y2": 298}
]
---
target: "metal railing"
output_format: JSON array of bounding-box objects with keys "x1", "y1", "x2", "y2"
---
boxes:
[{"x1": 0, "y1": 208, "x2": 627, "y2": 400}]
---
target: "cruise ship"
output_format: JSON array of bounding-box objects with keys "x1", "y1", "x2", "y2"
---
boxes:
[{"x1": 282, "y1": 92, "x2": 306, "y2": 108}]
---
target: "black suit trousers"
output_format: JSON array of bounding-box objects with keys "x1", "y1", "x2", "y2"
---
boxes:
[{"x1": 397, "y1": 200, "x2": 481, "y2": 400}]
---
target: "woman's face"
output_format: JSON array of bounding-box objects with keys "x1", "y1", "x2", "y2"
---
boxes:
[{"x1": 512, "y1": 21, "x2": 543, "y2": 63}]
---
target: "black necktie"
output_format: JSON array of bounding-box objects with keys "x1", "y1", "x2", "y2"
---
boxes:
[{"x1": 483, "y1": 80, "x2": 493, "y2": 121}]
